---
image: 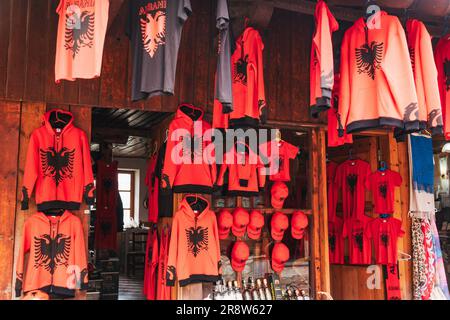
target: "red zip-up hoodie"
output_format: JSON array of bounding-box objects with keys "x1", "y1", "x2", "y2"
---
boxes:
[
  {"x1": 162, "y1": 104, "x2": 216, "y2": 194},
  {"x1": 166, "y1": 196, "x2": 221, "y2": 287},
  {"x1": 435, "y1": 34, "x2": 450, "y2": 139},
  {"x1": 21, "y1": 109, "x2": 95, "y2": 211},
  {"x1": 15, "y1": 211, "x2": 88, "y2": 298}
]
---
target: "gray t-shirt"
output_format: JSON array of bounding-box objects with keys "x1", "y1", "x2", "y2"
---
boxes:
[
  {"x1": 128, "y1": 0, "x2": 192, "y2": 101},
  {"x1": 215, "y1": 0, "x2": 233, "y2": 113}
]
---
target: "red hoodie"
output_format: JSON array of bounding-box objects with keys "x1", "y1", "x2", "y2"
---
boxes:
[
  {"x1": 162, "y1": 104, "x2": 216, "y2": 194},
  {"x1": 166, "y1": 196, "x2": 221, "y2": 287},
  {"x1": 434, "y1": 34, "x2": 450, "y2": 139},
  {"x1": 15, "y1": 211, "x2": 88, "y2": 298},
  {"x1": 339, "y1": 12, "x2": 418, "y2": 134},
  {"x1": 21, "y1": 109, "x2": 95, "y2": 212}
]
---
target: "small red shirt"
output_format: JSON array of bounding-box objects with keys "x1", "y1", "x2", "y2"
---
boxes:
[
  {"x1": 366, "y1": 216, "x2": 405, "y2": 265},
  {"x1": 329, "y1": 216, "x2": 344, "y2": 264},
  {"x1": 365, "y1": 169, "x2": 402, "y2": 214},
  {"x1": 260, "y1": 140, "x2": 299, "y2": 182},
  {"x1": 343, "y1": 216, "x2": 372, "y2": 265},
  {"x1": 335, "y1": 159, "x2": 371, "y2": 220}
]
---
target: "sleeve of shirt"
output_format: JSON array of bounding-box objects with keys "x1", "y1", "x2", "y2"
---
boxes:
[
  {"x1": 178, "y1": 0, "x2": 192, "y2": 23},
  {"x1": 397, "y1": 219, "x2": 406, "y2": 237},
  {"x1": 337, "y1": 33, "x2": 351, "y2": 137},
  {"x1": 81, "y1": 131, "x2": 95, "y2": 205},
  {"x1": 342, "y1": 220, "x2": 348, "y2": 238},
  {"x1": 287, "y1": 143, "x2": 300, "y2": 159},
  {"x1": 74, "y1": 217, "x2": 89, "y2": 291},
  {"x1": 21, "y1": 133, "x2": 39, "y2": 210},
  {"x1": 161, "y1": 125, "x2": 181, "y2": 192},
  {"x1": 392, "y1": 171, "x2": 402, "y2": 187},
  {"x1": 365, "y1": 221, "x2": 373, "y2": 239},
  {"x1": 211, "y1": 213, "x2": 222, "y2": 275},
  {"x1": 364, "y1": 172, "x2": 373, "y2": 190},
  {"x1": 15, "y1": 219, "x2": 31, "y2": 297},
  {"x1": 56, "y1": 0, "x2": 64, "y2": 14},
  {"x1": 166, "y1": 214, "x2": 179, "y2": 286}
]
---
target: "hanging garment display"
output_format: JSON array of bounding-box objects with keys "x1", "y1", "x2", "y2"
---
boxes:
[
  {"x1": 214, "y1": 0, "x2": 233, "y2": 113},
  {"x1": 326, "y1": 161, "x2": 338, "y2": 221},
  {"x1": 55, "y1": 0, "x2": 110, "y2": 82},
  {"x1": 145, "y1": 154, "x2": 159, "y2": 223},
  {"x1": 338, "y1": 11, "x2": 418, "y2": 135},
  {"x1": 21, "y1": 109, "x2": 95, "y2": 212},
  {"x1": 143, "y1": 228, "x2": 158, "y2": 300},
  {"x1": 216, "y1": 142, "x2": 266, "y2": 196},
  {"x1": 342, "y1": 216, "x2": 372, "y2": 265},
  {"x1": 162, "y1": 104, "x2": 216, "y2": 194},
  {"x1": 157, "y1": 227, "x2": 172, "y2": 300},
  {"x1": 328, "y1": 74, "x2": 353, "y2": 147},
  {"x1": 259, "y1": 140, "x2": 299, "y2": 182},
  {"x1": 365, "y1": 169, "x2": 402, "y2": 214},
  {"x1": 309, "y1": 0, "x2": 338, "y2": 118},
  {"x1": 213, "y1": 27, "x2": 266, "y2": 128},
  {"x1": 429, "y1": 216, "x2": 450, "y2": 299},
  {"x1": 166, "y1": 195, "x2": 221, "y2": 287},
  {"x1": 15, "y1": 211, "x2": 88, "y2": 298},
  {"x1": 384, "y1": 263, "x2": 402, "y2": 300},
  {"x1": 155, "y1": 142, "x2": 174, "y2": 217},
  {"x1": 434, "y1": 34, "x2": 450, "y2": 140},
  {"x1": 334, "y1": 159, "x2": 370, "y2": 220},
  {"x1": 94, "y1": 160, "x2": 118, "y2": 250},
  {"x1": 128, "y1": 0, "x2": 192, "y2": 101},
  {"x1": 365, "y1": 216, "x2": 405, "y2": 265},
  {"x1": 328, "y1": 216, "x2": 344, "y2": 264},
  {"x1": 405, "y1": 19, "x2": 443, "y2": 134}
]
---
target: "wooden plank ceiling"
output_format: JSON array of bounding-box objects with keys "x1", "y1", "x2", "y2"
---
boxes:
[{"x1": 92, "y1": 107, "x2": 171, "y2": 158}]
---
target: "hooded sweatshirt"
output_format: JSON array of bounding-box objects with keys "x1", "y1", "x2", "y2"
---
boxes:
[
  {"x1": 166, "y1": 196, "x2": 221, "y2": 287},
  {"x1": 434, "y1": 34, "x2": 450, "y2": 139},
  {"x1": 21, "y1": 109, "x2": 95, "y2": 212},
  {"x1": 15, "y1": 211, "x2": 88, "y2": 298},
  {"x1": 338, "y1": 12, "x2": 419, "y2": 135},
  {"x1": 310, "y1": 0, "x2": 339, "y2": 117},
  {"x1": 162, "y1": 104, "x2": 216, "y2": 194}
]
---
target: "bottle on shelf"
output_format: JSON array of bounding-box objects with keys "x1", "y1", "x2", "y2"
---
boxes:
[
  {"x1": 263, "y1": 278, "x2": 273, "y2": 300},
  {"x1": 215, "y1": 280, "x2": 225, "y2": 300},
  {"x1": 281, "y1": 289, "x2": 287, "y2": 300},
  {"x1": 286, "y1": 289, "x2": 296, "y2": 300},
  {"x1": 242, "y1": 279, "x2": 252, "y2": 300},
  {"x1": 227, "y1": 281, "x2": 236, "y2": 300},
  {"x1": 256, "y1": 278, "x2": 266, "y2": 300},
  {"x1": 249, "y1": 277, "x2": 260, "y2": 300},
  {"x1": 300, "y1": 289, "x2": 310, "y2": 300},
  {"x1": 233, "y1": 280, "x2": 243, "y2": 300},
  {"x1": 294, "y1": 289, "x2": 303, "y2": 300}
]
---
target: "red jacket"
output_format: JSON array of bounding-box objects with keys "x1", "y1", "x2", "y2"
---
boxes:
[
  {"x1": 213, "y1": 27, "x2": 266, "y2": 128},
  {"x1": 166, "y1": 196, "x2": 221, "y2": 287},
  {"x1": 338, "y1": 12, "x2": 418, "y2": 134},
  {"x1": 15, "y1": 211, "x2": 88, "y2": 298},
  {"x1": 310, "y1": 0, "x2": 339, "y2": 117},
  {"x1": 435, "y1": 34, "x2": 450, "y2": 139},
  {"x1": 162, "y1": 104, "x2": 216, "y2": 194},
  {"x1": 21, "y1": 109, "x2": 95, "y2": 212}
]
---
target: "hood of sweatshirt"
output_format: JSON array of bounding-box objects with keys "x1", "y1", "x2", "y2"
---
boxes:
[
  {"x1": 179, "y1": 195, "x2": 210, "y2": 221},
  {"x1": 35, "y1": 210, "x2": 73, "y2": 224},
  {"x1": 176, "y1": 104, "x2": 204, "y2": 123},
  {"x1": 43, "y1": 109, "x2": 74, "y2": 135}
]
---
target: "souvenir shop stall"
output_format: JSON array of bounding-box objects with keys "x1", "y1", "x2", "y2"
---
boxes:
[{"x1": 0, "y1": 0, "x2": 450, "y2": 301}]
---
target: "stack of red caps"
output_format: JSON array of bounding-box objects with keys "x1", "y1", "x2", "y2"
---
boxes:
[
  {"x1": 271, "y1": 212, "x2": 289, "y2": 241},
  {"x1": 232, "y1": 208, "x2": 250, "y2": 237},
  {"x1": 291, "y1": 210, "x2": 308, "y2": 239},
  {"x1": 247, "y1": 210, "x2": 265, "y2": 240},
  {"x1": 271, "y1": 242, "x2": 290, "y2": 273},
  {"x1": 217, "y1": 209, "x2": 233, "y2": 240},
  {"x1": 231, "y1": 241, "x2": 250, "y2": 272}
]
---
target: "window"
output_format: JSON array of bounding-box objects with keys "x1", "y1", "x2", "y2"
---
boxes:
[{"x1": 118, "y1": 171, "x2": 135, "y2": 225}]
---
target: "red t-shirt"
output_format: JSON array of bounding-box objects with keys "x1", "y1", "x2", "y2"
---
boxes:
[
  {"x1": 343, "y1": 216, "x2": 372, "y2": 265},
  {"x1": 145, "y1": 155, "x2": 159, "y2": 223},
  {"x1": 365, "y1": 169, "x2": 402, "y2": 214},
  {"x1": 259, "y1": 140, "x2": 299, "y2": 182},
  {"x1": 335, "y1": 159, "x2": 371, "y2": 220},
  {"x1": 327, "y1": 161, "x2": 338, "y2": 222},
  {"x1": 366, "y1": 217, "x2": 405, "y2": 265},
  {"x1": 329, "y1": 216, "x2": 344, "y2": 264}
]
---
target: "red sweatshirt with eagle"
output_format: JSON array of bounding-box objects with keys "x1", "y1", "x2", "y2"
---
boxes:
[
  {"x1": 21, "y1": 109, "x2": 95, "y2": 212},
  {"x1": 435, "y1": 34, "x2": 450, "y2": 139},
  {"x1": 15, "y1": 211, "x2": 88, "y2": 298}
]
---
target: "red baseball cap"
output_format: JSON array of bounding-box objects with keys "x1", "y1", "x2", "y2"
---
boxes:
[
  {"x1": 232, "y1": 208, "x2": 250, "y2": 237},
  {"x1": 231, "y1": 241, "x2": 250, "y2": 272},
  {"x1": 271, "y1": 212, "x2": 289, "y2": 241},
  {"x1": 217, "y1": 209, "x2": 233, "y2": 240},
  {"x1": 271, "y1": 242, "x2": 290, "y2": 273},
  {"x1": 291, "y1": 210, "x2": 308, "y2": 239},
  {"x1": 247, "y1": 210, "x2": 265, "y2": 240},
  {"x1": 271, "y1": 182, "x2": 289, "y2": 209}
]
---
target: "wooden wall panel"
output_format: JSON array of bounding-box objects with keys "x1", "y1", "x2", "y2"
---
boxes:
[
  {"x1": 0, "y1": 102, "x2": 21, "y2": 300},
  {"x1": 0, "y1": 0, "x2": 12, "y2": 99}
]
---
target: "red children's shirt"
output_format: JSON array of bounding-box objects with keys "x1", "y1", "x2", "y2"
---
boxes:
[
  {"x1": 334, "y1": 159, "x2": 371, "y2": 220},
  {"x1": 366, "y1": 216, "x2": 405, "y2": 265},
  {"x1": 143, "y1": 229, "x2": 158, "y2": 300},
  {"x1": 343, "y1": 216, "x2": 372, "y2": 265},
  {"x1": 365, "y1": 169, "x2": 402, "y2": 214},
  {"x1": 329, "y1": 216, "x2": 344, "y2": 264},
  {"x1": 259, "y1": 140, "x2": 299, "y2": 182}
]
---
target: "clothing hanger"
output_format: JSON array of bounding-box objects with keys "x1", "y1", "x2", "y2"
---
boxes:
[
  {"x1": 378, "y1": 160, "x2": 387, "y2": 172},
  {"x1": 364, "y1": 0, "x2": 378, "y2": 21},
  {"x1": 164, "y1": 129, "x2": 169, "y2": 143},
  {"x1": 152, "y1": 140, "x2": 158, "y2": 156},
  {"x1": 54, "y1": 110, "x2": 68, "y2": 125},
  {"x1": 398, "y1": 251, "x2": 412, "y2": 262},
  {"x1": 348, "y1": 148, "x2": 356, "y2": 161}
]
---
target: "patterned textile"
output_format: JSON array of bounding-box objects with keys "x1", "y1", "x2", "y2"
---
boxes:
[
  {"x1": 412, "y1": 218, "x2": 426, "y2": 300},
  {"x1": 421, "y1": 220, "x2": 435, "y2": 300},
  {"x1": 430, "y1": 216, "x2": 450, "y2": 299}
]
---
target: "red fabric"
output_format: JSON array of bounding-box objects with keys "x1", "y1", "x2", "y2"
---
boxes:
[
  {"x1": 326, "y1": 161, "x2": 338, "y2": 222},
  {"x1": 342, "y1": 216, "x2": 372, "y2": 265},
  {"x1": 365, "y1": 169, "x2": 402, "y2": 214},
  {"x1": 259, "y1": 140, "x2": 299, "y2": 182},
  {"x1": 213, "y1": 27, "x2": 266, "y2": 128},
  {"x1": 94, "y1": 160, "x2": 118, "y2": 250},
  {"x1": 384, "y1": 263, "x2": 402, "y2": 300},
  {"x1": 328, "y1": 216, "x2": 344, "y2": 264},
  {"x1": 21, "y1": 109, "x2": 95, "y2": 212},
  {"x1": 143, "y1": 229, "x2": 158, "y2": 300},
  {"x1": 145, "y1": 155, "x2": 159, "y2": 223},
  {"x1": 15, "y1": 211, "x2": 88, "y2": 298},
  {"x1": 434, "y1": 35, "x2": 450, "y2": 139},
  {"x1": 157, "y1": 227, "x2": 172, "y2": 300},
  {"x1": 366, "y1": 216, "x2": 405, "y2": 265},
  {"x1": 334, "y1": 159, "x2": 371, "y2": 220},
  {"x1": 328, "y1": 74, "x2": 353, "y2": 147}
]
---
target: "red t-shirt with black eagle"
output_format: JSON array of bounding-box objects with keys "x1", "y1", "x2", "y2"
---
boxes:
[
  {"x1": 365, "y1": 169, "x2": 402, "y2": 214},
  {"x1": 342, "y1": 216, "x2": 372, "y2": 265}
]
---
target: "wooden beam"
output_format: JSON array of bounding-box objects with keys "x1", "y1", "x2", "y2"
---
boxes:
[
  {"x1": 250, "y1": 1, "x2": 274, "y2": 29},
  {"x1": 107, "y1": 0, "x2": 126, "y2": 31},
  {"x1": 93, "y1": 126, "x2": 153, "y2": 138}
]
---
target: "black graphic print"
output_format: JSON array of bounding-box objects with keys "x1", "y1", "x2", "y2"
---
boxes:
[
  {"x1": 278, "y1": 156, "x2": 285, "y2": 174},
  {"x1": 15, "y1": 272, "x2": 23, "y2": 294},
  {"x1": 354, "y1": 232, "x2": 363, "y2": 252},
  {"x1": 379, "y1": 183, "x2": 388, "y2": 199},
  {"x1": 234, "y1": 54, "x2": 249, "y2": 85},
  {"x1": 381, "y1": 233, "x2": 389, "y2": 248},
  {"x1": 444, "y1": 58, "x2": 450, "y2": 91},
  {"x1": 166, "y1": 265, "x2": 176, "y2": 285},
  {"x1": 409, "y1": 47, "x2": 415, "y2": 74},
  {"x1": 65, "y1": 10, "x2": 95, "y2": 58},
  {"x1": 40, "y1": 147, "x2": 75, "y2": 186},
  {"x1": 329, "y1": 234, "x2": 336, "y2": 252},
  {"x1": 404, "y1": 102, "x2": 419, "y2": 122},
  {"x1": 347, "y1": 174, "x2": 358, "y2": 194},
  {"x1": 160, "y1": 173, "x2": 171, "y2": 190},
  {"x1": 355, "y1": 41, "x2": 383, "y2": 80},
  {"x1": 185, "y1": 226, "x2": 208, "y2": 257},
  {"x1": 34, "y1": 234, "x2": 71, "y2": 275},
  {"x1": 428, "y1": 109, "x2": 443, "y2": 128}
]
